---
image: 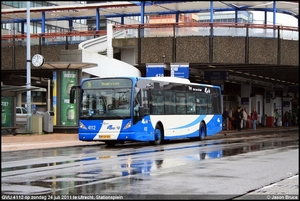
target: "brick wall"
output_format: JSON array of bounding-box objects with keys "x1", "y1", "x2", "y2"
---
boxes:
[{"x1": 1, "y1": 37, "x2": 298, "y2": 71}]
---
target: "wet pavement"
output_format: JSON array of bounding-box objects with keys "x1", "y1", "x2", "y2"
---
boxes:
[
  {"x1": 1, "y1": 125, "x2": 299, "y2": 197},
  {"x1": 1, "y1": 125, "x2": 298, "y2": 152}
]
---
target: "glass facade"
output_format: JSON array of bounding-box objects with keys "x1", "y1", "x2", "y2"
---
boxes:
[{"x1": 198, "y1": 11, "x2": 254, "y2": 23}]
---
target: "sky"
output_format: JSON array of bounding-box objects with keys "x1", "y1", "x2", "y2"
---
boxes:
[{"x1": 252, "y1": 11, "x2": 298, "y2": 27}]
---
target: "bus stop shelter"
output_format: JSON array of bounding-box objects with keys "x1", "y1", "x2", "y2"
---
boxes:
[{"x1": 1, "y1": 84, "x2": 43, "y2": 134}]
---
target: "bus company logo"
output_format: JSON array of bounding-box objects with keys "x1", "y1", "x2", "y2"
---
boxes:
[
  {"x1": 204, "y1": 88, "x2": 211, "y2": 94},
  {"x1": 142, "y1": 119, "x2": 148, "y2": 124},
  {"x1": 106, "y1": 125, "x2": 120, "y2": 130}
]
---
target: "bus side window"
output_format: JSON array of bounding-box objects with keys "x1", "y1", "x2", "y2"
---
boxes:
[
  {"x1": 196, "y1": 94, "x2": 207, "y2": 115},
  {"x1": 207, "y1": 95, "x2": 213, "y2": 114},
  {"x1": 176, "y1": 93, "x2": 186, "y2": 114},
  {"x1": 212, "y1": 90, "x2": 221, "y2": 114},
  {"x1": 165, "y1": 91, "x2": 175, "y2": 114},
  {"x1": 150, "y1": 90, "x2": 164, "y2": 115},
  {"x1": 186, "y1": 93, "x2": 196, "y2": 114}
]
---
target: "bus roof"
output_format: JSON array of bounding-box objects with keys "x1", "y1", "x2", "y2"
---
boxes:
[
  {"x1": 140, "y1": 76, "x2": 191, "y2": 84},
  {"x1": 81, "y1": 76, "x2": 219, "y2": 89}
]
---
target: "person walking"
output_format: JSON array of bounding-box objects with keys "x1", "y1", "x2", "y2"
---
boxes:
[
  {"x1": 251, "y1": 108, "x2": 258, "y2": 131},
  {"x1": 274, "y1": 109, "x2": 279, "y2": 127},
  {"x1": 233, "y1": 107, "x2": 242, "y2": 131},
  {"x1": 242, "y1": 108, "x2": 248, "y2": 129},
  {"x1": 288, "y1": 110, "x2": 292, "y2": 126},
  {"x1": 284, "y1": 111, "x2": 290, "y2": 127},
  {"x1": 222, "y1": 108, "x2": 229, "y2": 130},
  {"x1": 228, "y1": 107, "x2": 233, "y2": 130}
]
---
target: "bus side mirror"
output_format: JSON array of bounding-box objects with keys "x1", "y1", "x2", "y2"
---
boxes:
[{"x1": 70, "y1": 86, "x2": 76, "y2": 104}]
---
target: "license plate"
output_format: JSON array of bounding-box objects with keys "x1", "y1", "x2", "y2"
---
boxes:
[
  {"x1": 100, "y1": 135, "x2": 110, "y2": 139},
  {"x1": 100, "y1": 156, "x2": 110, "y2": 159}
]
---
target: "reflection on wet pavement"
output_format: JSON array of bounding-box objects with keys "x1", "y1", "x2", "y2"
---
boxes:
[{"x1": 1, "y1": 131, "x2": 298, "y2": 195}]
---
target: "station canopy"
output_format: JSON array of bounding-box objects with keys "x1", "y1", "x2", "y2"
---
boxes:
[
  {"x1": 1, "y1": 85, "x2": 45, "y2": 96},
  {"x1": 1, "y1": 1, "x2": 298, "y2": 22}
]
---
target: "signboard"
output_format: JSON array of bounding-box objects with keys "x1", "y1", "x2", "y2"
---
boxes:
[
  {"x1": 170, "y1": 63, "x2": 189, "y2": 78},
  {"x1": 146, "y1": 64, "x2": 164, "y2": 77},
  {"x1": 1, "y1": 97, "x2": 13, "y2": 127},
  {"x1": 266, "y1": 91, "x2": 272, "y2": 103},
  {"x1": 283, "y1": 101, "x2": 290, "y2": 107},
  {"x1": 60, "y1": 71, "x2": 78, "y2": 126},
  {"x1": 204, "y1": 71, "x2": 229, "y2": 80},
  {"x1": 241, "y1": 97, "x2": 249, "y2": 105}
]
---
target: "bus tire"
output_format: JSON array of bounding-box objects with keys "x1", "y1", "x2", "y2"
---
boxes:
[
  {"x1": 199, "y1": 122, "x2": 206, "y2": 141},
  {"x1": 151, "y1": 124, "x2": 163, "y2": 145}
]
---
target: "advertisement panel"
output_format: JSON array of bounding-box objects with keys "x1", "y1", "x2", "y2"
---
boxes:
[
  {"x1": 1, "y1": 97, "x2": 13, "y2": 127},
  {"x1": 60, "y1": 71, "x2": 77, "y2": 126},
  {"x1": 53, "y1": 71, "x2": 57, "y2": 125}
]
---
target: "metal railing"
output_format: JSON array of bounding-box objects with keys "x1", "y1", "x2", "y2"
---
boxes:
[
  {"x1": 1, "y1": 22, "x2": 298, "y2": 47},
  {"x1": 114, "y1": 22, "x2": 299, "y2": 40}
]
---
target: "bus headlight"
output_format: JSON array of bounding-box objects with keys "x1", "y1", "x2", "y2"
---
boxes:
[{"x1": 123, "y1": 121, "x2": 132, "y2": 129}]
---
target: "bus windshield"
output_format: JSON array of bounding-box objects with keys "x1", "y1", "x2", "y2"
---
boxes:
[{"x1": 80, "y1": 78, "x2": 132, "y2": 119}]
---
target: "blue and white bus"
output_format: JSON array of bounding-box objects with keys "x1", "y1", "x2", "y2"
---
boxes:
[{"x1": 70, "y1": 76, "x2": 222, "y2": 146}]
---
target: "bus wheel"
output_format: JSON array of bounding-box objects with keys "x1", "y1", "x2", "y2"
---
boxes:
[
  {"x1": 199, "y1": 122, "x2": 206, "y2": 141},
  {"x1": 151, "y1": 124, "x2": 163, "y2": 145},
  {"x1": 105, "y1": 141, "x2": 116, "y2": 147}
]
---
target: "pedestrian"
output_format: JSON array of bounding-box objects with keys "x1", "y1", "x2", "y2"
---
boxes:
[
  {"x1": 251, "y1": 107, "x2": 258, "y2": 131},
  {"x1": 233, "y1": 107, "x2": 242, "y2": 131},
  {"x1": 240, "y1": 108, "x2": 244, "y2": 129},
  {"x1": 222, "y1": 108, "x2": 229, "y2": 130},
  {"x1": 292, "y1": 112, "x2": 298, "y2": 126},
  {"x1": 288, "y1": 110, "x2": 292, "y2": 126},
  {"x1": 228, "y1": 108, "x2": 233, "y2": 130},
  {"x1": 242, "y1": 108, "x2": 248, "y2": 129},
  {"x1": 284, "y1": 111, "x2": 290, "y2": 127},
  {"x1": 274, "y1": 109, "x2": 279, "y2": 127}
]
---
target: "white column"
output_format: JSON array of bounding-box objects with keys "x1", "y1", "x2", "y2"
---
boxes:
[
  {"x1": 240, "y1": 83, "x2": 251, "y2": 113},
  {"x1": 107, "y1": 23, "x2": 113, "y2": 58},
  {"x1": 17, "y1": 93, "x2": 22, "y2": 107}
]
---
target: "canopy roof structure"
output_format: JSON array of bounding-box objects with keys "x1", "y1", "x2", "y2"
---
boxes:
[
  {"x1": 1, "y1": 1, "x2": 299, "y2": 90},
  {"x1": 1, "y1": 1, "x2": 298, "y2": 22},
  {"x1": 1, "y1": 85, "x2": 45, "y2": 96}
]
